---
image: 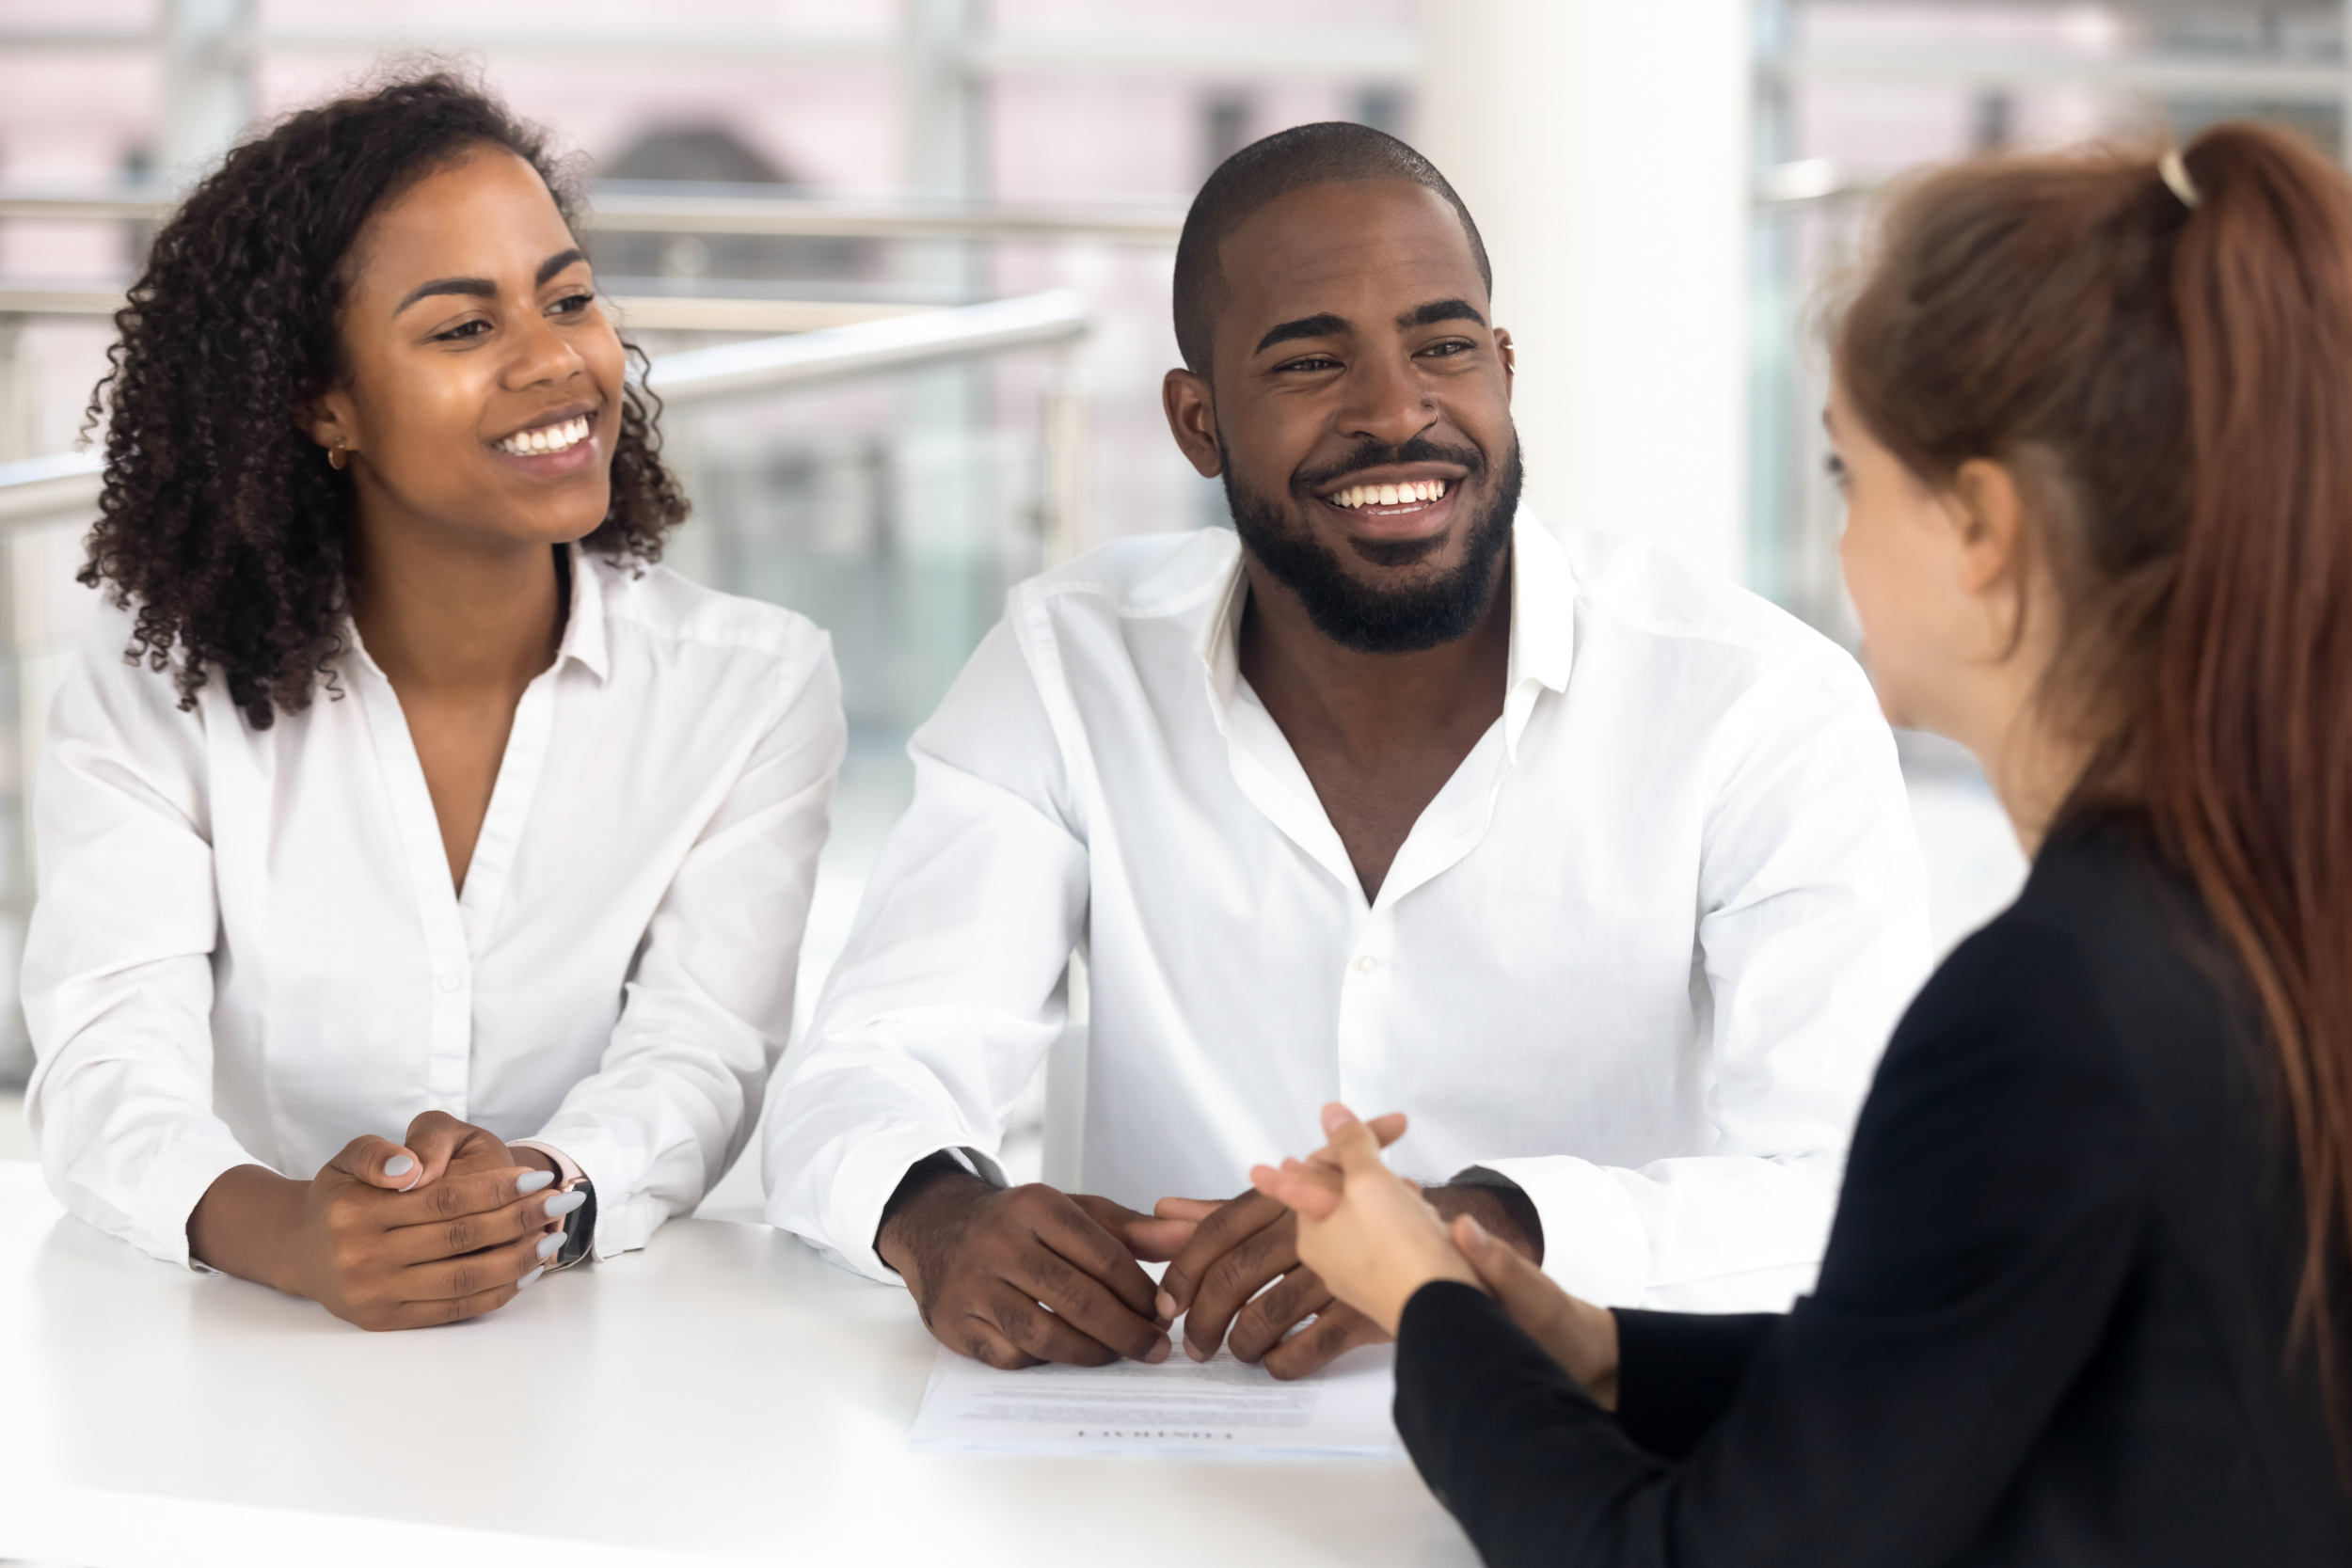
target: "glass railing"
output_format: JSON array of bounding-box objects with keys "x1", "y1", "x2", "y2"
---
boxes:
[{"x1": 0, "y1": 293, "x2": 1094, "y2": 1100}]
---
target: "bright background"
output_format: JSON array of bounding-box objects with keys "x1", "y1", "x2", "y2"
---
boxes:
[{"x1": 2, "y1": 0, "x2": 2330, "y2": 1170}]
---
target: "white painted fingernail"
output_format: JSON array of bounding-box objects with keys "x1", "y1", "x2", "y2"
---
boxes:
[
  {"x1": 536, "y1": 1232, "x2": 564, "y2": 1259},
  {"x1": 516, "y1": 1170, "x2": 555, "y2": 1195},
  {"x1": 383, "y1": 1155, "x2": 414, "y2": 1177},
  {"x1": 544, "y1": 1190, "x2": 586, "y2": 1219},
  {"x1": 516, "y1": 1266, "x2": 545, "y2": 1291}
]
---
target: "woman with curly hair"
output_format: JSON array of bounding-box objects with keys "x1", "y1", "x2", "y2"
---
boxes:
[{"x1": 20, "y1": 72, "x2": 844, "y2": 1330}]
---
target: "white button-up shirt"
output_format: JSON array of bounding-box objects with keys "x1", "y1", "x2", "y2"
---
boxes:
[
  {"x1": 765, "y1": 515, "x2": 1930, "y2": 1310},
  {"x1": 24, "y1": 549, "x2": 843, "y2": 1267}
]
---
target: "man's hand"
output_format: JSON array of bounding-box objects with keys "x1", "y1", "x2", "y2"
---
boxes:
[
  {"x1": 1425, "y1": 1182, "x2": 1542, "y2": 1261},
  {"x1": 1156, "y1": 1116, "x2": 1541, "y2": 1380},
  {"x1": 877, "y1": 1167, "x2": 1174, "y2": 1370},
  {"x1": 1251, "y1": 1104, "x2": 1486, "y2": 1337},
  {"x1": 1152, "y1": 1111, "x2": 1401, "y2": 1380},
  {"x1": 187, "y1": 1110, "x2": 580, "y2": 1331}
]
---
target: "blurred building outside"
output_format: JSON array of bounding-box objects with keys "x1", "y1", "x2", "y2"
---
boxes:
[{"x1": 4, "y1": 0, "x2": 2334, "y2": 1193}]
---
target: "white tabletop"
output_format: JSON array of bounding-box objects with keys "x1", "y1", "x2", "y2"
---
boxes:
[{"x1": 0, "y1": 1162, "x2": 1472, "y2": 1568}]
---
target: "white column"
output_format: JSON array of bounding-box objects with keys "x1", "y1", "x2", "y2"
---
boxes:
[
  {"x1": 2341, "y1": 0, "x2": 2352, "y2": 166},
  {"x1": 162, "y1": 0, "x2": 255, "y2": 178},
  {"x1": 894, "y1": 0, "x2": 993, "y2": 706},
  {"x1": 1418, "y1": 0, "x2": 1753, "y2": 581}
]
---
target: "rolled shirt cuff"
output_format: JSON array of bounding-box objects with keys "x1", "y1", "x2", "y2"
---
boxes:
[
  {"x1": 815, "y1": 1125, "x2": 1009, "y2": 1286},
  {"x1": 117, "y1": 1134, "x2": 270, "y2": 1272},
  {"x1": 1473, "y1": 1154, "x2": 1651, "y2": 1307},
  {"x1": 517, "y1": 1123, "x2": 666, "y2": 1261}
]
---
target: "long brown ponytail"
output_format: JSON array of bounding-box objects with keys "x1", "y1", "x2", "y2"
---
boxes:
[{"x1": 1838, "y1": 122, "x2": 2352, "y2": 1417}]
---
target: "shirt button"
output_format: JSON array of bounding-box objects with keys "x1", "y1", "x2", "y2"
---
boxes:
[
  {"x1": 437, "y1": 971, "x2": 463, "y2": 994},
  {"x1": 1354, "y1": 955, "x2": 1379, "y2": 974}
]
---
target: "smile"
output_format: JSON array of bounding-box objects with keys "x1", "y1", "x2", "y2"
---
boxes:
[
  {"x1": 1326, "y1": 478, "x2": 1448, "y2": 514},
  {"x1": 495, "y1": 414, "x2": 593, "y2": 456}
]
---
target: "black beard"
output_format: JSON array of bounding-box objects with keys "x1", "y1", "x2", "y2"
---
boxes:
[{"x1": 1220, "y1": 434, "x2": 1523, "y2": 655}]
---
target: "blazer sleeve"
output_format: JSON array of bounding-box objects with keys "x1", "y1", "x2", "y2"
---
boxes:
[
  {"x1": 1392, "y1": 913, "x2": 2150, "y2": 1568},
  {"x1": 1612, "y1": 1308, "x2": 1780, "y2": 1461}
]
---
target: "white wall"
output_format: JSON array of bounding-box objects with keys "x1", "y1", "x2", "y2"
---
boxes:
[{"x1": 1418, "y1": 0, "x2": 1752, "y2": 580}]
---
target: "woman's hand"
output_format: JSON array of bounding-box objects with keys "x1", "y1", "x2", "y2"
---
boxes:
[
  {"x1": 1447, "y1": 1211, "x2": 1622, "y2": 1408},
  {"x1": 187, "y1": 1110, "x2": 580, "y2": 1330},
  {"x1": 1248, "y1": 1103, "x2": 1481, "y2": 1336}
]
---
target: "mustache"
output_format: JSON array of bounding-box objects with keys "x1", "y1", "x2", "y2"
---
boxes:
[{"x1": 1289, "y1": 435, "x2": 1487, "y2": 499}]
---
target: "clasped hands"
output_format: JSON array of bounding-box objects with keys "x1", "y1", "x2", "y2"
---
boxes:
[
  {"x1": 1252, "y1": 1103, "x2": 1621, "y2": 1404},
  {"x1": 875, "y1": 1118, "x2": 1549, "y2": 1381},
  {"x1": 186, "y1": 1110, "x2": 582, "y2": 1331}
]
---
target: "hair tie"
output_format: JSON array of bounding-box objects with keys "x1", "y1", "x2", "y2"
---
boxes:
[{"x1": 2159, "y1": 148, "x2": 2201, "y2": 211}]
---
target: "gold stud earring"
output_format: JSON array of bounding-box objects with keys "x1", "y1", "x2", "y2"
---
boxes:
[{"x1": 327, "y1": 443, "x2": 348, "y2": 471}]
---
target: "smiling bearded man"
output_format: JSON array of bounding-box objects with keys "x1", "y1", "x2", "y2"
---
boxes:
[{"x1": 763, "y1": 122, "x2": 1931, "y2": 1380}]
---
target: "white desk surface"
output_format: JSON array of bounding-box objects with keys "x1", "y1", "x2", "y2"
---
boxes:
[{"x1": 0, "y1": 1161, "x2": 1473, "y2": 1568}]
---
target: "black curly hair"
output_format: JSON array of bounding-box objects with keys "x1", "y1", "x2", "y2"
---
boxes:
[{"x1": 83, "y1": 68, "x2": 688, "y2": 728}]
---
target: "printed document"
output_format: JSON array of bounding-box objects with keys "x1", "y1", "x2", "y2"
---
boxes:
[{"x1": 908, "y1": 1329, "x2": 1403, "y2": 1456}]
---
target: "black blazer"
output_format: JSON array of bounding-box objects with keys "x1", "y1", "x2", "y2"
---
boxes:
[{"x1": 1394, "y1": 816, "x2": 2350, "y2": 1565}]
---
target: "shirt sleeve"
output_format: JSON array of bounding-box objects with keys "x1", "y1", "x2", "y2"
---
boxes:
[
  {"x1": 21, "y1": 610, "x2": 258, "y2": 1269},
  {"x1": 1391, "y1": 915, "x2": 2149, "y2": 1568},
  {"x1": 761, "y1": 614, "x2": 1089, "y2": 1282},
  {"x1": 525, "y1": 636, "x2": 845, "y2": 1259},
  {"x1": 1477, "y1": 651, "x2": 1932, "y2": 1309}
]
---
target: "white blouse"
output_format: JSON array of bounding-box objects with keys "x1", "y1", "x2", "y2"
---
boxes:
[{"x1": 23, "y1": 548, "x2": 843, "y2": 1267}]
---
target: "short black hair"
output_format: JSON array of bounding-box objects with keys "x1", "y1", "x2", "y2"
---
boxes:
[{"x1": 1172, "y1": 121, "x2": 1493, "y2": 375}]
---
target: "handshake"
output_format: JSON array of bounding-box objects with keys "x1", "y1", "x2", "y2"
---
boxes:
[{"x1": 875, "y1": 1116, "x2": 1544, "y2": 1381}]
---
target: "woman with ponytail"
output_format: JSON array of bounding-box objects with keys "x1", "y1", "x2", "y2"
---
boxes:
[{"x1": 1249, "y1": 122, "x2": 2352, "y2": 1564}]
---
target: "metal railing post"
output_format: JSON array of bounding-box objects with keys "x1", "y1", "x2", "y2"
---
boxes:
[
  {"x1": 1041, "y1": 358, "x2": 1089, "y2": 568},
  {"x1": 0, "y1": 315, "x2": 31, "y2": 464}
]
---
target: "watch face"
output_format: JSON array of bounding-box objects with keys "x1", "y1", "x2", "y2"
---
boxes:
[{"x1": 555, "y1": 1179, "x2": 596, "y2": 1269}]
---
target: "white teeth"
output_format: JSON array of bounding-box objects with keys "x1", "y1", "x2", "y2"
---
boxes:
[
  {"x1": 1329, "y1": 478, "x2": 1451, "y2": 510},
  {"x1": 499, "y1": 415, "x2": 590, "y2": 456}
]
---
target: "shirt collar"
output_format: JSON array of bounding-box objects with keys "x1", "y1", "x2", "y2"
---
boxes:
[
  {"x1": 1506, "y1": 510, "x2": 1574, "y2": 698},
  {"x1": 557, "y1": 544, "x2": 611, "y2": 683},
  {"x1": 1192, "y1": 508, "x2": 1577, "y2": 728},
  {"x1": 1193, "y1": 538, "x2": 1251, "y2": 736},
  {"x1": 343, "y1": 544, "x2": 611, "y2": 685}
]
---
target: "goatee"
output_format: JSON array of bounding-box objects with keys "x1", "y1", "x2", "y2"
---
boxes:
[{"x1": 1221, "y1": 435, "x2": 1523, "y2": 655}]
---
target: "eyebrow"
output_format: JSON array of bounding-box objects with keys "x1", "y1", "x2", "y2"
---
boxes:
[
  {"x1": 1254, "y1": 312, "x2": 1349, "y2": 354},
  {"x1": 1251, "y1": 296, "x2": 1489, "y2": 356},
  {"x1": 1402, "y1": 297, "x2": 1486, "y2": 328},
  {"x1": 393, "y1": 247, "x2": 589, "y2": 316}
]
